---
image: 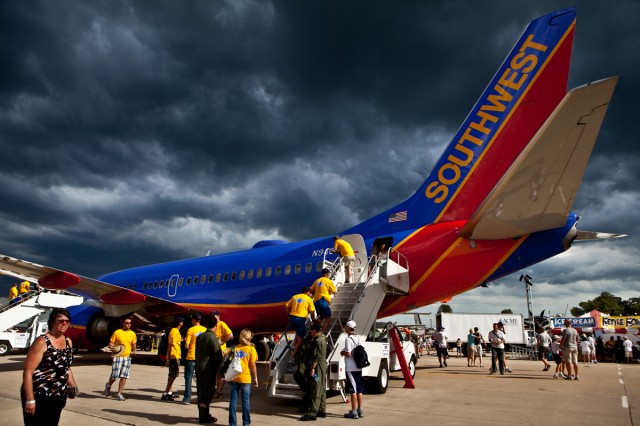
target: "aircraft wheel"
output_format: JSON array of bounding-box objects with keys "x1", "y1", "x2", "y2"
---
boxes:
[
  {"x1": 0, "y1": 341, "x2": 10, "y2": 356},
  {"x1": 255, "y1": 340, "x2": 271, "y2": 361}
]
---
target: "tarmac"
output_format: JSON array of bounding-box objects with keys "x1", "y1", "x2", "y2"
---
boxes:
[{"x1": 0, "y1": 350, "x2": 637, "y2": 425}]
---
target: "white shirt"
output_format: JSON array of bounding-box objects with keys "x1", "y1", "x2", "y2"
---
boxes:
[
  {"x1": 488, "y1": 330, "x2": 505, "y2": 349},
  {"x1": 623, "y1": 339, "x2": 633, "y2": 352},
  {"x1": 344, "y1": 334, "x2": 362, "y2": 371},
  {"x1": 433, "y1": 331, "x2": 448, "y2": 348}
]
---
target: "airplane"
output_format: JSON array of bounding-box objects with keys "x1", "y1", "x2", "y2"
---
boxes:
[{"x1": 0, "y1": 7, "x2": 625, "y2": 356}]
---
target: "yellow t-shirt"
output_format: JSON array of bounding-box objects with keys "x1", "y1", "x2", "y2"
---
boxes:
[
  {"x1": 9, "y1": 286, "x2": 19, "y2": 299},
  {"x1": 215, "y1": 320, "x2": 233, "y2": 352},
  {"x1": 167, "y1": 327, "x2": 182, "y2": 360},
  {"x1": 231, "y1": 344, "x2": 258, "y2": 384},
  {"x1": 286, "y1": 293, "x2": 315, "y2": 318},
  {"x1": 110, "y1": 329, "x2": 137, "y2": 357},
  {"x1": 185, "y1": 324, "x2": 207, "y2": 360},
  {"x1": 311, "y1": 277, "x2": 336, "y2": 303},
  {"x1": 19, "y1": 281, "x2": 30, "y2": 294},
  {"x1": 334, "y1": 239, "x2": 354, "y2": 257}
]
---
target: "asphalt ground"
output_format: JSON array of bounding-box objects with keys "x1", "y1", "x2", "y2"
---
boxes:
[{"x1": 0, "y1": 351, "x2": 637, "y2": 425}]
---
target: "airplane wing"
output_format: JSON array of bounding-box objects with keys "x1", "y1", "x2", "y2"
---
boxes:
[
  {"x1": 461, "y1": 77, "x2": 618, "y2": 240},
  {"x1": 0, "y1": 253, "x2": 190, "y2": 318}
]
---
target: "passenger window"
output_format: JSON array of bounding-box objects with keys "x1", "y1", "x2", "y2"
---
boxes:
[
  {"x1": 284, "y1": 265, "x2": 291, "y2": 275},
  {"x1": 256, "y1": 268, "x2": 263, "y2": 278},
  {"x1": 154, "y1": 281, "x2": 159, "y2": 289},
  {"x1": 265, "y1": 267, "x2": 272, "y2": 278},
  {"x1": 143, "y1": 282, "x2": 147, "y2": 290},
  {"x1": 305, "y1": 263, "x2": 312, "y2": 273},
  {"x1": 275, "y1": 266, "x2": 281, "y2": 276},
  {"x1": 295, "y1": 264, "x2": 301, "y2": 274},
  {"x1": 215, "y1": 273, "x2": 221, "y2": 282},
  {"x1": 208, "y1": 274, "x2": 213, "y2": 283},
  {"x1": 200, "y1": 275, "x2": 206, "y2": 284},
  {"x1": 231, "y1": 272, "x2": 237, "y2": 280},
  {"x1": 178, "y1": 278, "x2": 184, "y2": 286},
  {"x1": 247, "y1": 269, "x2": 254, "y2": 279},
  {"x1": 160, "y1": 280, "x2": 165, "y2": 288},
  {"x1": 186, "y1": 277, "x2": 191, "y2": 285},
  {"x1": 224, "y1": 272, "x2": 229, "y2": 281},
  {"x1": 316, "y1": 261, "x2": 322, "y2": 272},
  {"x1": 239, "y1": 271, "x2": 245, "y2": 280}
]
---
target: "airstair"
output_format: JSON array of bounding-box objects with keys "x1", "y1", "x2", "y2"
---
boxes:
[
  {"x1": 0, "y1": 290, "x2": 84, "y2": 355},
  {"x1": 267, "y1": 234, "x2": 410, "y2": 399}
]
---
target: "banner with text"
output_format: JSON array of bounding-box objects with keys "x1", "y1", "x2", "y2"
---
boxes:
[
  {"x1": 551, "y1": 317, "x2": 596, "y2": 328},
  {"x1": 600, "y1": 316, "x2": 640, "y2": 329}
]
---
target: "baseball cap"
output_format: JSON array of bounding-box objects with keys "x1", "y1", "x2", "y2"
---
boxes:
[
  {"x1": 212, "y1": 311, "x2": 220, "y2": 316},
  {"x1": 191, "y1": 313, "x2": 201, "y2": 320},
  {"x1": 309, "y1": 323, "x2": 322, "y2": 331},
  {"x1": 346, "y1": 320, "x2": 357, "y2": 329}
]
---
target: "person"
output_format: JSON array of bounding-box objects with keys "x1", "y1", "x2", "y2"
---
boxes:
[
  {"x1": 310, "y1": 268, "x2": 337, "y2": 333},
  {"x1": 226, "y1": 328, "x2": 258, "y2": 426},
  {"x1": 285, "y1": 286, "x2": 316, "y2": 361},
  {"x1": 466, "y1": 329, "x2": 476, "y2": 367},
  {"x1": 20, "y1": 280, "x2": 31, "y2": 294},
  {"x1": 21, "y1": 308, "x2": 78, "y2": 426},
  {"x1": 341, "y1": 320, "x2": 364, "y2": 419},
  {"x1": 184, "y1": 313, "x2": 207, "y2": 405},
  {"x1": 536, "y1": 329, "x2": 551, "y2": 371},
  {"x1": 333, "y1": 236, "x2": 355, "y2": 283},
  {"x1": 623, "y1": 336, "x2": 633, "y2": 364},
  {"x1": 605, "y1": 336, "x2": 616, "y2": 360},
  {"x1": 497, "y1": 322, "x2": 513, "y2": 373},
  {"x1": 162, "y1": 316, "x2": 184, "y2": 401},
  {"x1": 614, "y1": 336, "x2": 625, "y2": 363},
  {"x1": 455, "y1": 338, "x2": 462, "y2": 357},
  {"x1": 195, "y1": 313, "x2": 222, "y2": 424},
  {"x1": 212, "y1": 310, "x2": 234, "y2": 399},
  {"x1": 473, "y1": 327, "x2": 484, "y2": 367},
  {"x1": 433, "y1": 326, "x2": 448, "y2": 368},
  {"x1": 550, "y1": 335, "x2": 565, "y2": 378},
  {"x1": 587, "y1": 333, "x2": 597, "y2": 364},
  {"x1": 488, "y1": 323, "x2": 505, "y2": 375},
  {"x1": 595, "y1": 336, "x2": 605, "y2": 361},
  {"x1": 579, "y1": 335, "x2": 591, "y2": 365},
  {"x1": 299, "y1": 323, "x2": 328, "y2": 421},
  {"x1": 559, "y1": 319, "x2": 579, "y2": 380},
  {"x1": 104, "y1": 316, "x2": 137, "y2": 401},
  {"x1": 9, "y1": 282, "x2": 19, "y2": 302}
]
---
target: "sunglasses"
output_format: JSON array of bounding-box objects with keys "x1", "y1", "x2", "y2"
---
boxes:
[{"x1": 57, "y1": 319, "x2": 70, "y2": 324}]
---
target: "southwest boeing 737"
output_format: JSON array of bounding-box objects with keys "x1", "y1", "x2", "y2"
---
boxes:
[{"x1": 0, "y1": 7, "x2": 624, "y2": 352}]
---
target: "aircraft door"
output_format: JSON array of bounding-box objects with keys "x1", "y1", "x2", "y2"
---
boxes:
[
  {"x1": 340, "y1": 234, "x2": 368, "y2": 283},
  {"x1": 167, "y1": 274, "x2": 180, "y2": 298}
]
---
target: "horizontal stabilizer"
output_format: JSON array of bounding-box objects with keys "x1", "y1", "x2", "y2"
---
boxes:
[
  {"x1": 574, "y1": 230, "x2": 628, "y2": 241},
  {"x1": 462, "y1": 77, "x2": 618, "y2": 240}
]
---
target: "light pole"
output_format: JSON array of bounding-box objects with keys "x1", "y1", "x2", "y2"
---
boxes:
[{"x1": 519, "y1": 274, "x2": 534, "y2": 331}]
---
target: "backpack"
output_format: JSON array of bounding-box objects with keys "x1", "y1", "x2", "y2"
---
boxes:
[{"x1": 349, "y1": 336, "x2": 370, "y2": 368}]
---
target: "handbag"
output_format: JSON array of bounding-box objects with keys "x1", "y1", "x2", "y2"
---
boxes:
[
  {"x1": 64, "y1": 385, "x2": 79, "y2": 399},
  {"x1": 224, "y1": 348, "x2": 243, "y2": 382}
]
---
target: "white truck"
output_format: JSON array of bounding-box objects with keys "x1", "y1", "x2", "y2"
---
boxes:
[{"x1": 435, "y1": 312, "x2": 527, "y2": 348}]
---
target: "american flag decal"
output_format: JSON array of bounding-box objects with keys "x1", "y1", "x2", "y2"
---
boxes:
[{"x1": 388, "y1": 211, "x2": 407, "y2": 223}]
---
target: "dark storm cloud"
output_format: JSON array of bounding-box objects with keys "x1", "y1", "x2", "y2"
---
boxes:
[{"x1": 0, "y1": 0, "x2": 638, "y2": 296}]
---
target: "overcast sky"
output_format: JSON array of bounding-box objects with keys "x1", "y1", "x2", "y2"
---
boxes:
[{"x1": 1, "y1": 1, "x2": 638, "y2": 322}]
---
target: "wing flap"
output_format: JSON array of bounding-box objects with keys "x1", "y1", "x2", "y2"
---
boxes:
[{"x1": 462, "y1": 77, "x2": 618, "y2": 240}]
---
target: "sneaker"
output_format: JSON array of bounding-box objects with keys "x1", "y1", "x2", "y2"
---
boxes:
[
  {"x1": 565, "y1": 376, "x2": 573, "y2": 380},
  {"x1": 299, "y1": 414, "x2": 317, "y2": 421},
  {"x1": 489, "y1": 370, "x2": 496, "y2": 375},
  {"x1": 560, "y1": 373, "x2": 567, "y2": 379},
  {"x1": 116, "y1": 393, "x2": 125, "y2": 401},
  {"x1": 161, "y1": 393, "x2": 175, "y2": 401},
  {"x1": 104, "y1": 383, "x2": 111, "y2": 397},
  {"x1": 181, "y1": 400, "x2": 190, "y2": 405},
  {"x1": 506, "y1": 367, "x2": 513, "y2": 373},
  {"x1": 344, "y1": 411, "x2": 359, "y2": 419},
  {"x1": 443, "y1": 361, "x2": 447, "y2": 367},
  {"x1": 316, "y1": 412, "x2": 327, "y2": 418},
  {"x1": 575, "y1": 375, "x2": 580, "y2": 381},
  {"x1": 553, "y1": 373, "x2": 558, "y2": 379},
  {"x1": 357, "y1": 409, "x2": 364, "y2": 418}
]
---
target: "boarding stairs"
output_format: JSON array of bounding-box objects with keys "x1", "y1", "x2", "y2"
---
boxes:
[
  {"x1": 0, "y1": 291, "x2": 84, "y2": 334},
  {"x1": 267, "y1": 234, "x2": 409, "y2": 399}
]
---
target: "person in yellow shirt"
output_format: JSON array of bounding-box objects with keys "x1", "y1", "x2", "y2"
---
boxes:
[
  {"x1": 285, "y1": 286, "x2": 316, "y2": 360},
  {"x1": 213, "y1": 310, "x2": 234, "y2": 399},
  {"x1": 8, "y1": 282, "x2": 19, "y2": 302},
  {"x1": 333, "y1": 236, "x2": 355, "y2": 283},
  {"x1": 310, "y1": 268, "x2": 337, "y2": 333},
  {"x1": 183, "y1": 313, "x2": 206, "y2": 405},
  {"x1": 161, "y1": 316, "x2": 184, "y2": 401},
  {"x1": 104, "y1": 317, "x2": 137, "y2": 401},
  {"x1": 19, "y1": 281, "x2": 31, "y2": 294},
  {"x1": 226, "y1": 329, "x2": 258, "y2": 426}
]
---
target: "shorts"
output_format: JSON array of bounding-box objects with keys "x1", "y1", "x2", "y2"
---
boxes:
[
  {"x1": 289, "y1": 315, "x2": 307, "y2": 338},
  {"x1": 563, "y1": 348, "x2": 578, "y2": 364},
  {"x1": 436, "y1": 346, "x2": 448, "y2": 358},
  {"x1": 467, "y1": 346, "x2": 475, "y2": 357},
  {"x1": 625, "y1": 351, "x2": 632, "y2": 358},
  {"x1": 342, "y1": 256, "x2": 355, "y2": 270},
  {"x1": 552, "y1": 353, "x2": 562, "y2": 365},
  {"x1": 537, "y1": 347, "x2": 549, "y2": 361},
  {"x1": 167, "y1": 358, "x2": 180, "y2": 378},
  {"x1": 314, "y1": 298, "x2": 331, "y2": 319},
  {"x1": 345, "y1": 370, "x2": 364, "y2": 394},
  {"x1": 110, "y1": 356, "x2": 132, "y2": 379}
]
